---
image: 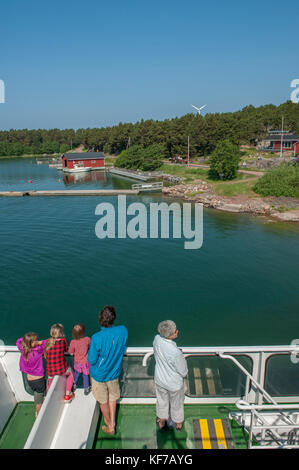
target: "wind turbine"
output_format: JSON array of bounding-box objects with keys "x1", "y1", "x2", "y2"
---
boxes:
[{"x1": 191, "y1": 104, "x2": 207, "y2": 115}]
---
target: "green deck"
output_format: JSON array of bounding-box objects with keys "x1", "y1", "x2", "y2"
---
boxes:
[
  {"x1": 0, "y1": 402, "x2": 35, "y2": 449},
  {"x1": 93, "y1": 404, "x2": 249, "y2": 449},
  {"x1": 0, "y1": 403, "x2": 249, "y2": 449}
]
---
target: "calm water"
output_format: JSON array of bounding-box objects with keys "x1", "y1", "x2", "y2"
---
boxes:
[{"x1": 0, "y1": 158, "x2": 299, "y2": 346}]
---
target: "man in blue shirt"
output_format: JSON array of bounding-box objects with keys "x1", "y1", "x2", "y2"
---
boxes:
[{"x1": 88, "y1": 305, "x2": 128, "y2": 435}]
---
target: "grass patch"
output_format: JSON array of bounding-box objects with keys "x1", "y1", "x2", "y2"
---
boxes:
[
  {"x1": 104, "y1": 157, "x2": 116, "y2": 166},
  {"x1": 254, "y1": 164, "x2": 299, "y2": 198},
  {"x1": 214, "y1": 180, "x2": 256, "y2": 197},
  {"x1": 160, "y1": 164, "x2": 209, "y2": 180}
]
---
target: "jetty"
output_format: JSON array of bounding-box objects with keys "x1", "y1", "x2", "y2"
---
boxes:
[
  {"x1": 109, "y1": 168, "x2": 149, "y2": 181},
  {"x1": 0, "y1": 190, "x2": 139, "y2": 197}
]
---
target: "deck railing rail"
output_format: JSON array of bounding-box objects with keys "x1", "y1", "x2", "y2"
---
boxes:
[{"x1": 2, "y1": 343, "x2": 299, "y2": 448}]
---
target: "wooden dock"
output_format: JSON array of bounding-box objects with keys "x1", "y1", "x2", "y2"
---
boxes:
[
  {"x1": 0, "y1": 190, "x2": 139, "y2": 197},
  {"x1": 109, "y1": 168, "x2": 149, "y2": 181}
]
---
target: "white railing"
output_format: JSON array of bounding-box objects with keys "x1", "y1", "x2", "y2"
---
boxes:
[
  {"x1": 2, "y1": 344, "x2": 299, "y2": 449},
  {"x1": 2, "y1": 344, "x2": 299, "y2": 405}
]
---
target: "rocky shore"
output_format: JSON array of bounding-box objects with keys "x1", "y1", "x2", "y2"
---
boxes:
[{"x1": 162, "y1": 182, "x2": 299, "y2": 222}]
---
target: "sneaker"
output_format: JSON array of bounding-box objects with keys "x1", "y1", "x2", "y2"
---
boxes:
[
  {"x1": 64, "y1": 393, "x2": 75, "y2": 403},
  {"x1": 84, "y1": 386, "x2": 91, "y2": 396}
]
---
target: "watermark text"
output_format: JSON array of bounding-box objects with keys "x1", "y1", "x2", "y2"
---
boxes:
[
  {"x1": 290, "y1": 79, "x2": 299, "y2": 103},
  {"x1": 95, "y1": 196, "x2": 203, "y2": 249},
  {"x1": 0, "y1": 80, "x2": 5, "y2": 103}
]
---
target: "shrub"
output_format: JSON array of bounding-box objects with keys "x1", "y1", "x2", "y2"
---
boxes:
[
  {"x1": 253, "y1": 164, "x2": 299, "y2": 197},
  {"x1": 208, "y1": 140, "x2": 241, "y2": 180},
  {"x1": 115, "y1": 144, "x2": 164, "y2": 171}
]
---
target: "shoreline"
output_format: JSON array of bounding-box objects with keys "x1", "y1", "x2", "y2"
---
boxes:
[{"x1": 162, "y1": 181, "x2": 299, "y2": 223}]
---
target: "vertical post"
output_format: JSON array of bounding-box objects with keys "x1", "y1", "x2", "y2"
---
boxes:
[
  {"x1": 248, "y1": 410, "x2": 254, "y2": 449},
  {"x1": 280, "y1": 116, "x2": 284, "y2": 159},
  {"x1": 187, "y1": 135, "x2": 190, "y2": 167}
]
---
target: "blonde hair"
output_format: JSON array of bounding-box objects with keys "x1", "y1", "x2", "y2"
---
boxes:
[
  {"x1": 44, "y1": 323, "x2": 64, "y2": 357},
  {"x1": 21, "y1": 332, "x2": 38, "y2": 361}
]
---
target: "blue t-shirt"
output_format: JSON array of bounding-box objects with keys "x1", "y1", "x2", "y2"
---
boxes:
[{"x1": 88, "y1": 325, "x2": 128, "y2": 382}]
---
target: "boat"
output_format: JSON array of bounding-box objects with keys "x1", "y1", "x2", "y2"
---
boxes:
[
  {"x1": 1, "y1": 343, "x2": 299, "y2": 449},
  {"x1": 63, "y1": 164, "x2": 92, "y2": 173}
]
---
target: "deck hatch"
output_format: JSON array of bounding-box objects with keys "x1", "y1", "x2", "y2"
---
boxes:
[{"x1": 193, "y1": 418, "x2": 234, "y2": 449}]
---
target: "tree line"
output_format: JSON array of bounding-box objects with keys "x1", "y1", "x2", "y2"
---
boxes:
[{"x1": 0, "y1": 101, "x2": 298, "y2": 157}]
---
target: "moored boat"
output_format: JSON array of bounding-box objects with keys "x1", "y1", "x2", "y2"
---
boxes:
[{"x1": 63, "y1": 164, "x2": 92, "y2": 173}]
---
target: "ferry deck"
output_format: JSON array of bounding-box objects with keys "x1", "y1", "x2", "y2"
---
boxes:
[{"x1": 1, "y1": 345, "x2": 299, "y2": 450}]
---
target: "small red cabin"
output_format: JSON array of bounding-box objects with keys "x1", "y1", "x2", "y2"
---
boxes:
[
  {"x1": 261, "y1": 132, "x2": 299, "y2": 155},
  {"x1": 61, "y1": 152, "x2": 105, "y2": 170}
]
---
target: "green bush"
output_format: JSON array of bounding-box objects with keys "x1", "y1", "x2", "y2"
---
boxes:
[
  {"x1": 254, "y1": 164, "x2": 299, "y2": 197},
  {"x1": 115, "y1": 144, "x2": 164, "y2": 171},
  {"x1": 208, "y1": 140, "x2": 241, "y2": 180}
]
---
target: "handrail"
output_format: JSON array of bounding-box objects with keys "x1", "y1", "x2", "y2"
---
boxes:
[
  {"x1": 218, "y1": 352, "x2": 278, "y2": 406},
  {"x1": 236, "y1": 399, "x2": 299, "y2": 411},
  {"x1": 219, "y1": 353, "x2": 296, "y2": 430},
  {"x1": 2, "y1": 345, "x2": 299, "y2": 354}
]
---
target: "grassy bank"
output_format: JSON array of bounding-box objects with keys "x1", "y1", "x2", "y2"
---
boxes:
[
  {"x1": 160, "y1": 163, "x2": 255, "y2": 182},
  {"x1": 213, "y1": 180, "x2": 257, "y2": 197}
]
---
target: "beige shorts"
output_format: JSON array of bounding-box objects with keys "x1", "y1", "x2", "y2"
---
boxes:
[{"x1": 91, "y1": 377, "x2": 120, "y2": 404}]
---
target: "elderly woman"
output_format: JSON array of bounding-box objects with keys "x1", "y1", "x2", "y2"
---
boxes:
[{"x1": 153, "y1": 320, "x2": 188, "y2": 431}]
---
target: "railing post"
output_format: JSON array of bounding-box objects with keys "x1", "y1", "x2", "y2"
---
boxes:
[{"x1": 248, "y1": 410, "x2": 254, "y2": 449}]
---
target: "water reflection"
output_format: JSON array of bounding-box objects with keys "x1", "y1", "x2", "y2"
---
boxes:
[{"x1": 63, "y1": 170, "x2": 106, "y2": 186}]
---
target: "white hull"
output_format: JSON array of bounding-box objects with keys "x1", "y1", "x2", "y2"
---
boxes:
[{"x1": 63, "y1": 167, "x2": 92, "y2": 173}]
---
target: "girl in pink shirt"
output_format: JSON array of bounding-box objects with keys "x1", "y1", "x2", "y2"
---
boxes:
[{"x1": 68, "y1": 323, "x2": 91, "y2": 395}]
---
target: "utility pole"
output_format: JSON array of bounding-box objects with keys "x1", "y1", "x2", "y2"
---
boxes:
[{"x1": 280, "y1": 116, "x2": 284, "y2": 159}]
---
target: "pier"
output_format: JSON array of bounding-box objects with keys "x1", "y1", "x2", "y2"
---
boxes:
[
  {"x1": 0, "y1": 189, "x2": 139, "y2": 197},
  {"x1": 109, "y1": 168, "x2": 149, "y2": 181}
]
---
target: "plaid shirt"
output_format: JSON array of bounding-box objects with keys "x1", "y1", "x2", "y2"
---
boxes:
[{"x1": 46, "y1": 338, "x2": 69, "y2": 376}]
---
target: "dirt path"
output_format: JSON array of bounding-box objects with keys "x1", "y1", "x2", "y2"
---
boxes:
[{"x1": 225, "y1": 176, "x2": 261, "y2": 184}]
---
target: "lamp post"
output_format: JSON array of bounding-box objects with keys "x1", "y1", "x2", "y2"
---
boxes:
[{"x1": 280, "y1": 116, "x2": 284, "y2": 159}]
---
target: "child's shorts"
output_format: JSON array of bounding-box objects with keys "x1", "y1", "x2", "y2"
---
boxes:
[{"x1": 28, "y1": 377, "x2": 46, "y2": 405}]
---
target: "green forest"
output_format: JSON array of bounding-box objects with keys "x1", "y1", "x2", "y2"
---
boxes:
[{"x1": 0, "y1": 101, "x2": 298, "y2": 158}]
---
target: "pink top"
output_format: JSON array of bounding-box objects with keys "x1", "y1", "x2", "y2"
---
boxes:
[{"x1": 68, "y1": 336, "x2": 90, "y2": 364}]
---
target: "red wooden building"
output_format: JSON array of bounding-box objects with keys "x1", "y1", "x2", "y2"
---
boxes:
[
  {"x1": 261, "y1": 131, "x2": 299, "y2": 155},
  {"x1": 61, "y1": 152, "x2": 105, "y2": 170}
]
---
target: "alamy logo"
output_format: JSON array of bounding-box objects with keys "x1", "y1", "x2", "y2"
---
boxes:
[
  {"x1": 0, "y1": 80, "x2": 5, "y2": 103},
  {"x1": 290, "y1": 79, "x2": 299, "y2": 104},
  {"x1": 95, "y1": 196, "x2": 203, "y2": 249}
]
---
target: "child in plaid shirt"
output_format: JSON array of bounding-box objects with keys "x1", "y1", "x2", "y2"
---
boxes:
[{"x1": 44, "y1": 323, "x2": 75, "y2": 403}]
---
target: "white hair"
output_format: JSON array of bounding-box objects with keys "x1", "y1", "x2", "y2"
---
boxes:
[{"x1": 158, "y1": 320, "x2": 176, "y2": 338}]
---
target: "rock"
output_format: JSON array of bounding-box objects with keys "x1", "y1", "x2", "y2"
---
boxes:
[
  {"x1": 215, "y1": 203, "x2": 244, "y2": 212},
  {"x1": 271, "y1": 210, "x2": 299, "y2": 222}
]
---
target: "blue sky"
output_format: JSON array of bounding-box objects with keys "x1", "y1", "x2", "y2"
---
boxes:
[{"x1": 0, "y1": 0, "x2": 298, "y2": 130}]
